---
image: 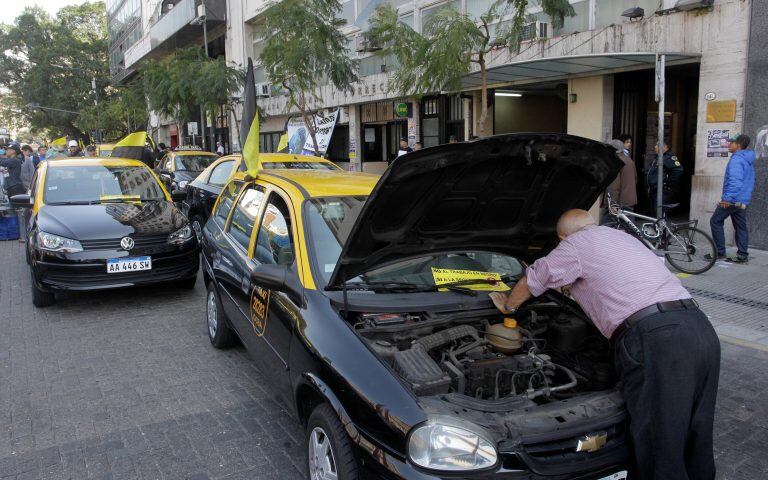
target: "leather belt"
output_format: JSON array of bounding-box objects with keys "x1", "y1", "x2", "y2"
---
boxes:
[{"x1": 610, "y1": 298, "x2": 699, "y2": 343}]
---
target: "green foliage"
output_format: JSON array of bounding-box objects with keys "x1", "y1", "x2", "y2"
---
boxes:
[
  {"x1": 259, "y1": 0, "x2": 358, "y2": 153},
  {"x1": 0, "y1": 2, "x2": 109, "y2": 140},
  {"x1": 78, "y1": 81, "x2": 147, "y2": 142},
  {"x1": 141, "y1": 47, "x2": 243, "y2": 135},
  {"x1": 366, "y1": 0, "x2": 575, "y2": 136}
]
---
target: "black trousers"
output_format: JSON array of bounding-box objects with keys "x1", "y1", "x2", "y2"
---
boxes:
[{"x1": 614, "y1": 307, "x2": 720, "y2": 480}]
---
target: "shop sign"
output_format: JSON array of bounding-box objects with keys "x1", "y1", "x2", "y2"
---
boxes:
[
  {"x1": 395, "y1": 102, "x2": 410, "y2": 118},
  {"x1": 706, "y1": 100, "x2": 736, "y2": 123}
]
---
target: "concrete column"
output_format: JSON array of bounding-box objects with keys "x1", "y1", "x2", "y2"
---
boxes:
[
  {"x1": 407, "y1": 100, "x2": 420, "y2": 148},
  {"x1": 567, "y1": 75, "x2": 613, "y2": 141},
  {"x1": 567, "y1": 75, "x2": 614, "y2": 220},
  {"x1": 347, "y1": 104, "x2": 362, "y2": 172}
]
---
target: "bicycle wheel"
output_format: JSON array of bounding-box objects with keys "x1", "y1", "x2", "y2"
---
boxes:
[{"x1": 663, "y1": 225, "x2": 717, "y2": 274}]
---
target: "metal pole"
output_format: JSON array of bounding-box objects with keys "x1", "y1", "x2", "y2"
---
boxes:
[
  {"x1": 655, "y1": 54, "x2": 666, "y2": 219},
  {"x1": 92, "y1": 77, "x2": 100, "y2": 143},
  {"x1": 201, "y1": 0, "x2": 209, "y2": 151}
]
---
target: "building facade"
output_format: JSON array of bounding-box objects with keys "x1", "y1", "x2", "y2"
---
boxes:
[{"x1": 224, "y1": 0, "x2": 759, "y2": 247}]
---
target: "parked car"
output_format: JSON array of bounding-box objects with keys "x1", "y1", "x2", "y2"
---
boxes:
[
  {"x1": 183, "y1": 152, "x2": 341, "y2": 240},
  {"x1": 12, "y1": 157, "x2": 198, "y2": 307},
  {"x1": 155, "y1": 147, "x2": 219, "y2": 192},
  {"x1": 96, "y1": 143, "x2": 115, "y2": 157},
  {"x1": 200, "y1": 134, "x2": 627, "y2": 480}
]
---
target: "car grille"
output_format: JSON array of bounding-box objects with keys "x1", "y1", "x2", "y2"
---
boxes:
[
  {"x1": 40, "y1": 252, "x2": 198, "y2": 289},
  {"x1": 499, "y1": 422, "x2": 628, "y2": 476},
  {"x1": 80, "y1": 234, "x2": 169, "y2": 250}
]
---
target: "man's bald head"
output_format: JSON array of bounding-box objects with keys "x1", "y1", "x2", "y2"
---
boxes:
[{"x1": 557, "y1": 209, "x2": 595, "y2": 239}]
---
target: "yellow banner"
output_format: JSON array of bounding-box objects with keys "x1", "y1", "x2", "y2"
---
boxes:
[{"x1": 431, "y1": 267, "x2": 510, "y2": 292}]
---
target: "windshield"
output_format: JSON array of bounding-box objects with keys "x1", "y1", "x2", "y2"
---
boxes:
[
  {"x1": 262, "y1": 161, "x2": 339, "y2": 170},
  {"x1": 175, "y1": 155, "x2": 216, "y2": 171},
  {"x1": 306, "y1": 196, "x2": 524, "y2": 288},
  {"x1": 44, "y1": 165, "x2": 166, "y2": 204}
]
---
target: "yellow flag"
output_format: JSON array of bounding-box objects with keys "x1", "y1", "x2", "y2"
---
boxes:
[
  {"x1": 112, "y1": 131, "x2": 148, "y2": 161},
  {"x1": 242, "y1": 115, "x2": 260, "y2": 176},
  {"x1": 276, "y1": 133, "x2": 289, "y2": 153}
]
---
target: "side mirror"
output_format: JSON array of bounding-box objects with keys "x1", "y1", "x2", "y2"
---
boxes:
[
  {"x1": 10, "y1": 194, "x2": 32, "y2": 209},
  {"x1": 170, "y1": 190, "x2": 186, "y2": 202},
  {"x1": 250, "y1": 264, "x2": 305, "y2": 307}
]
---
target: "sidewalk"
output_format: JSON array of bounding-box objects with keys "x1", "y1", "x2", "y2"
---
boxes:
[{"x1": 676, "y1": 248, "x2": 768, "y2": 351}]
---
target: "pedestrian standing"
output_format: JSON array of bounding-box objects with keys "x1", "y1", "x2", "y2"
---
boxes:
[
  {"x1": 489, "y1": 209, "x2": 719, "y2": 480},
  {"x1": 216, "y1": 141, "x2": 225, "y2": 156},
  {"x1": 601, "y1": 139, "x2": 637, "y2": 225},
  {"x1": 19, "y1": 145, "x2": 36, "y2": 190},
  {"x1": 396, "y1": 137, "x2": 412, "y2": 158},
  {"x1": 413, "y1": 142, "x2": 423, "y2": 151},
  {"x1": 67, "y1": 140, "x2": 82, "y2": 157},
  {"x1": 618, "y1": 133, "x2": 632, "y2": 157},
  {"x1": 37, "y1": 145, "x2": 47, "y2": 165},
  {"x1": 448, "y1": 135, "x2": 458, "y2": 144},
  {"x1": 85, "y1": 145, "x2": 98, "y2": 157},
  {"x1": 708, "y1": 134, "x2": 755, "y2": 264},
  {"x1": 1, "y1": 145, "x2": 28, "y2": 240},
  {"x1": 646, "y1": 142, "x2": 683, "y2": 214}
]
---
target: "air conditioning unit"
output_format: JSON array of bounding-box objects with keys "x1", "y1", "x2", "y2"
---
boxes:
[
  {"x1": 256, "y1": 82, "x2": 271, "y2": 97},
  {"x1": 520, "y1": 21, "x2": 550, "y2": 41},
  {"x1": 355, "y1": 34, "x2": 382, "y2": 53}
]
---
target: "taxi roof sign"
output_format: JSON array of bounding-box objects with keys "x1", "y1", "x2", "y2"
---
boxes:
[{"x1": 174, "y1": 145, "x2": 203, "y2": 151}]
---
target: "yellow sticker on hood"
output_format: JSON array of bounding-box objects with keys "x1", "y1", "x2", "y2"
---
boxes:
[{"x1": 431, "y1": 267, "x2": 511, "y2": 292}]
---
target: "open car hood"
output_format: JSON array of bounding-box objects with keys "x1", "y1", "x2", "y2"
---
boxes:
[{"x1": 326, "y1": 133, "x2": 622, "y2": 289}]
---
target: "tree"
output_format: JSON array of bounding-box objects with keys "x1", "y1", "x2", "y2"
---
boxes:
[
  {"x1": 78, "y1": 81, "x2": 148, "y2": 142},
  {"x1": 260, "y1": 0, "x2": 358, "y2": 155},
  {"x1": 0, "y1": 3, "x2": 109, "y2": 141},
  {"x1": 141, "y1": 47, "x2": 243, "y2": 146},
  {"x1": 367, "y1": 0, "x2": 575, "y2": 137}
]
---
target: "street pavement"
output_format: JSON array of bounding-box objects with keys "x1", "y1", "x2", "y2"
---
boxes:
[{"x1": 0, "y1": 239, "x2": 767, "y2": 479}]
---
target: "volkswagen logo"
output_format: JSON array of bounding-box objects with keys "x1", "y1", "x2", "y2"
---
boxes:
[{"x1": 120, "y1": 237, "x2": 135, "y2": 251}]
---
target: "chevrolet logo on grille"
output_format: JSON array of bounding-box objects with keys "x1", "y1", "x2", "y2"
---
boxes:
[{"x1": 576, "y1": 432, "x2": 608, "y2": 453}]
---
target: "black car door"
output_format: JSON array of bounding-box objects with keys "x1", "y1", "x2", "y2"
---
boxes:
[
  {"x1": 206, "y1": 181, "x2": 246, "y2": 325},
  {"x1": 233, "y1": 189, "x2": 298, "y2": 403},
  {"x1": 200, "y1": 159, "x2": 235, "y2": 219}
]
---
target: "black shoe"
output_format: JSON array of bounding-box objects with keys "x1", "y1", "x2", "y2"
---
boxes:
[
  {"x1": 704, "y1": 253, "x2": 726, "y2": 261},
  {"x1": 726, "y1": 255, "x2": 749, "y2": 264}
]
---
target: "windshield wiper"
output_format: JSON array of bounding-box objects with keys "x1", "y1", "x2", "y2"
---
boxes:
[{"x1": 46, "y1": 200, "x2": 99, "y2": 205}]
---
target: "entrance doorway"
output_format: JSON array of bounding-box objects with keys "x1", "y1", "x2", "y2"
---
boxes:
[
  {"x1": 493, "y1": 82, "x2": 568, "y2": 135},
  {"x1": 613, "y1": 63, "x2": 700, "y2": 217}
]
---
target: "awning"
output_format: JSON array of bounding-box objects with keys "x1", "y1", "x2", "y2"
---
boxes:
[{"x1": 462, "y1": 52, "x2": 700, "y2": 89}]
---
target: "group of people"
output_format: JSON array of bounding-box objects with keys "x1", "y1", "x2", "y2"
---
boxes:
[{"x1": 602, "y1": 133, "x2": 755, "y2": 263}]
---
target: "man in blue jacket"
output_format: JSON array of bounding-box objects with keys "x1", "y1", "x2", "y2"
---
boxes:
[{"x1": 709, "y1": 134, "x2": 755, "y2": 263}]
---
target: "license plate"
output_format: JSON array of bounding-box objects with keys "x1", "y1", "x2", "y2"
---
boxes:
[
  {"x1": 598, "y1": 472, "x2": 627, "y2": 480},
  {"x1": 107, "y1": 256, "x2": 152, "y2": 273}
]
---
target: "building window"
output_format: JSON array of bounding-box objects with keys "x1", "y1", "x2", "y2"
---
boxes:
[{"x1": 259, "y1": 133, "x2": 282, "y2": 153}]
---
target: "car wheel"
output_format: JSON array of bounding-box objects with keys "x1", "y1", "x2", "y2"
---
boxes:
[
  {"x1": 306, "y1": 404, "x2": 358, "y2": 480},
  {"x1": 31, "y1": 271, "x2": 55, "y2": 308},
  {"x1": 206, "y1": 281, "x2": 237, "y2": 348},
  {"x1": 191, "y1": 215, "x2": 204, "y2": 242},
  {"x1": 176, "y1": 276, "x2": 197, "y2": 290}
]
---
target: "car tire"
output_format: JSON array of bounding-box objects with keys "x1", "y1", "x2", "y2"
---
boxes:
[
  {"x1": 191, "y1": 215, "x2": 205, "y2": 242},
  {"x1": 206, "y1": 281, "x2": 237, "y2": 349},
  {"x1": 306, "y1": 404, "x2": 359, "y2": 480},
  {"x1": 31, "y1": 272, "x2": 55, "y2": 308},
  {"x1": 176, "y1": 276, "x2": 197, "y2": 290}
]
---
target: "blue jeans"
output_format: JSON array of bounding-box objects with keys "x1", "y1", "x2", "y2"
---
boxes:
[{"x1": 709, "y1": 205, "x2": 748, "y2": 257}]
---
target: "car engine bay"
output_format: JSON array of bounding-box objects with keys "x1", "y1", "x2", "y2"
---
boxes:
[{"x1": 355, "y1": 301, "x2": 617, "y2": 405}]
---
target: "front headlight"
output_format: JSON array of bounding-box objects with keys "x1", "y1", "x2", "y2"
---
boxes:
[
  {"x1": 408, "y1": 422, "x2": 497, "y2": 472},
  {"x1": 38, "y1": 231, "x2": 83, "y2": 253},
  {"x1": 177, "y1": 180, "x2": 189, "y2": 190},
  {"x1": 168, "y1": 225, "x2": 193, "y2": 245}
]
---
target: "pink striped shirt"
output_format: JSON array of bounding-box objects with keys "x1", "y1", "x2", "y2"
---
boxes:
[{"x1": 525, "y1": 226, "x2": 691, "y2": 338}]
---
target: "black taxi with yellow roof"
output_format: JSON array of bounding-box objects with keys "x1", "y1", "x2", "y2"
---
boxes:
[
  {"x1": 155, "y1": 146, "x2": 219, "y2": 192},
  {"x1": 183, "y1": 152, "x2": 341, "y2": 240},
  {"x1": 11, "y1": 157, "x2": 198, "y2": 307},
  {"x1": 201, "y1": 134, "x2": 631, "y2": 480}
]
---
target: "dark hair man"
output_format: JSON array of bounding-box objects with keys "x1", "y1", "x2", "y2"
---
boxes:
[
  {"x1": 85, "y1": 145, "x2": 98, "y2": 157},
  {"x1": 37, "y1": 145, "x2": 48, "y2": 163},
  {"x1": 396, "y1": 137, "x2": 412, "y2": 158},
  {"x1": 19, "y1": 145, "x2": 37, "y2": 189},
  {"x1": 646, "y1": 141, "x2": 683, "y2": 214},
  {"x1": 489, "y1": 209, "x2": 719, "y2": 480},
  {"x1": 708, "y1": 134, "x2": 755, "y2": 263},
  {"x1": 618, "y1": 133, "x2": 632, "y2": 156}
]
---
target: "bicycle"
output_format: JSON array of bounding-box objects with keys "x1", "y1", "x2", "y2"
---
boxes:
[{"x1": 605, "y1": 193, "x2": 717, "y2": 274}]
